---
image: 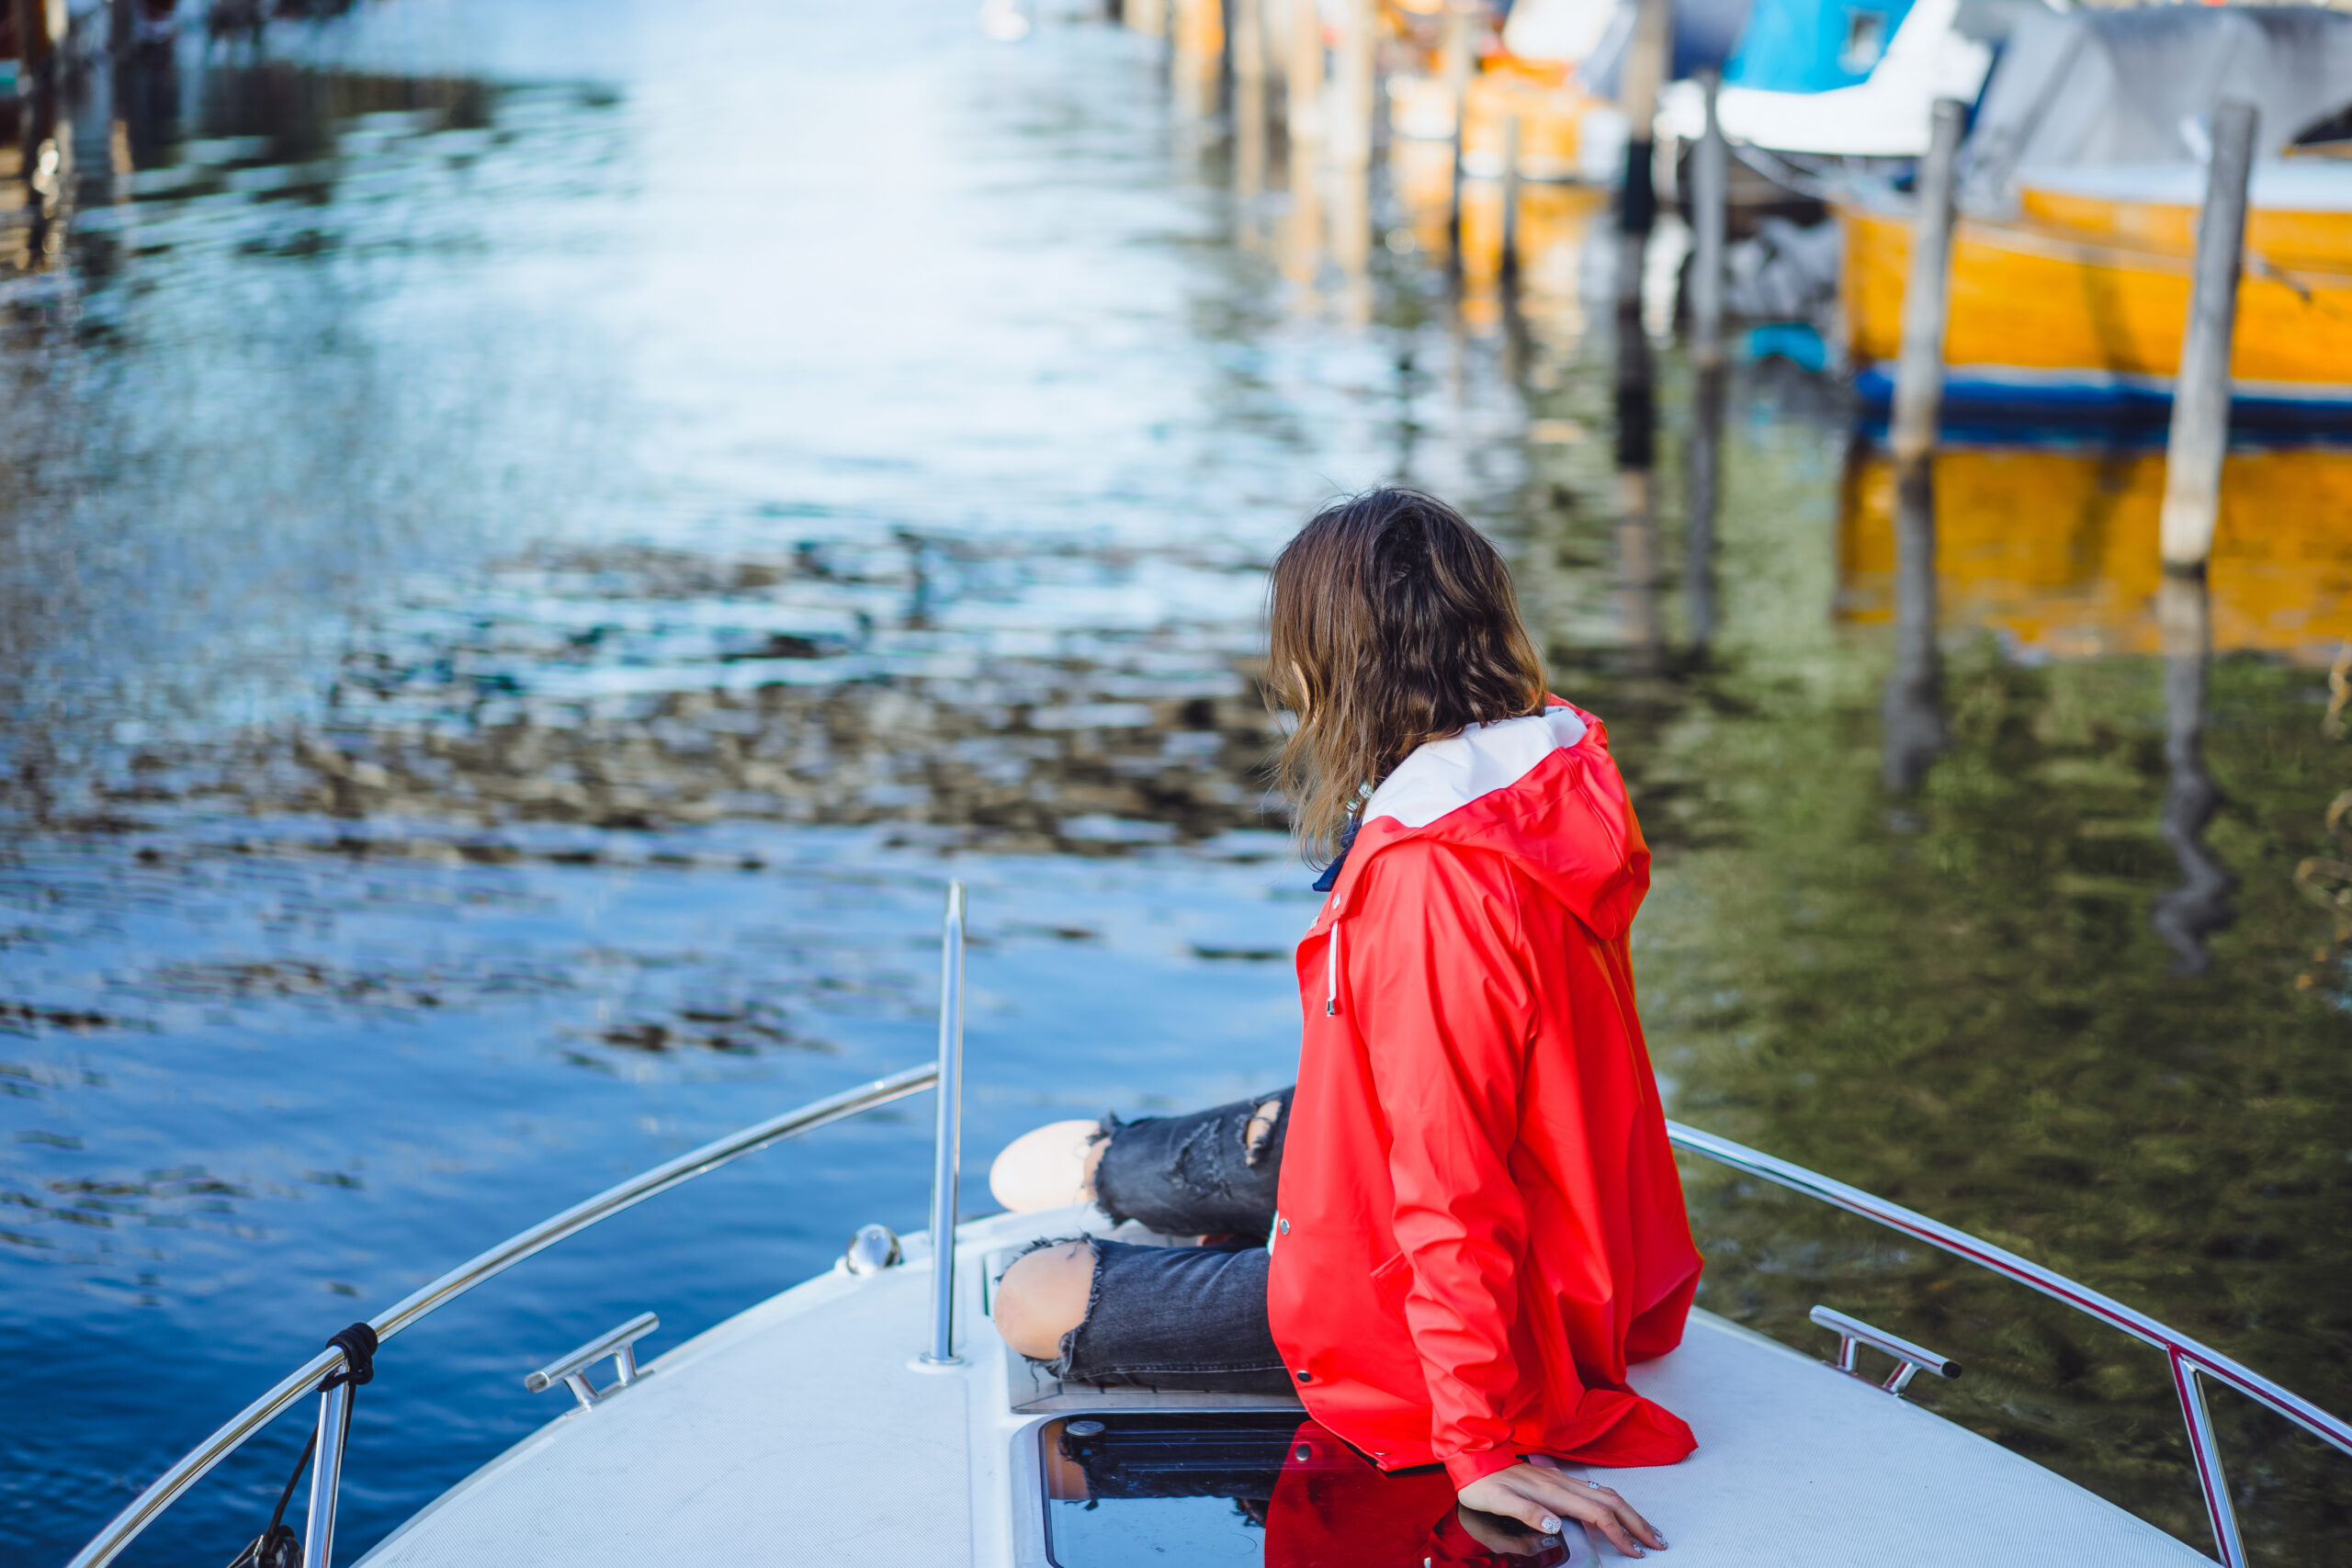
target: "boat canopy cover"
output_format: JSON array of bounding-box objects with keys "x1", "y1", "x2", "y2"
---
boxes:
[
  {"x1": 1723, "y1": 0, "x2": 1917, "y2": 93},
  {"x1": 1960, "y1": 5, "x2": 2352, "y2": 211}
]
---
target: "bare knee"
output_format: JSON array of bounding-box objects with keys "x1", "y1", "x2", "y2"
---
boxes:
[
  {"x1": 994, "y1": 1241, "x2": 1095, "y2": 1361},
  {"x1": 989, "y1": 1120, "x2": 1107, "y2": 1213}
]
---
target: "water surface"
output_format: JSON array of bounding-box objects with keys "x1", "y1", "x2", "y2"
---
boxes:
[{"x1": 2, "y1": 3, "x2": 2346, "y2": 1564}]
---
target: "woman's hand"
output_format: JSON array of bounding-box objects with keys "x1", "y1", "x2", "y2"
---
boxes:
[{"x1": 1455, "y1": 1460, "x2": 1667, "y2": 1558}]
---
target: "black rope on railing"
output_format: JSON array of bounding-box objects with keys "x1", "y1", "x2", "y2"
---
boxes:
[
  {"x1": 223, "y1": 1325, "x2": 379, "y2": 1568},
  {"x1": 323, "y1": 1323, "x2": 378, "y2": 1389}
]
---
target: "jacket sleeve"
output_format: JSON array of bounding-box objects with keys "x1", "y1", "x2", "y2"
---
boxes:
[{"x1": 1350, "y1": 840, "x2": 1541, "y2": 1491}]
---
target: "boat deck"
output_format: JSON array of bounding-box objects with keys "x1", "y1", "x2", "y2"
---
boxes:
[{"x1": 356, "y1": 1207, "x2": 2211, "y2": 1567}]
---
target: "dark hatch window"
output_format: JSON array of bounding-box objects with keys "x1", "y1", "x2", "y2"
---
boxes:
[{"x1": 1038, "y1": 1413, "x2": 1587, "y2": 1567}]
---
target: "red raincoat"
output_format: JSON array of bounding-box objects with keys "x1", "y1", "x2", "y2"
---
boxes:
[{"x1": 1265, "y1": 702, "x2": 1702, "y2": 1491}]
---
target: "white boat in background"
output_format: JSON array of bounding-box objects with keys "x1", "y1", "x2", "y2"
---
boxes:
[
  {"x1": 1656, "y1": 0, "x2": 1999, "y2": 162},
  {"x1": 63, "y1": 888, "x2": 2352, "y2": 1568}
]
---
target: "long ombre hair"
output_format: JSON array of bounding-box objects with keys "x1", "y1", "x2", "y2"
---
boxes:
[{"x1": 1268, "y1": 489, "x2": 1548, "y2": 861}]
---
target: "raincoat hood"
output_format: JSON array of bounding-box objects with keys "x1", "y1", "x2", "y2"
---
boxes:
[{"x1": 1322, "y1": 700, "x2": 1649, "y2": 943}]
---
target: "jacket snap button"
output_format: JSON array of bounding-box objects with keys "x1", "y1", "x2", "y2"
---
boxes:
[
  {"x1": 1279, "y1": 1217, "x2": 1290, "y2": 1235},
  {"x1": 1295, "y1": 1369, "x2": 1313, "y2": 1382}
]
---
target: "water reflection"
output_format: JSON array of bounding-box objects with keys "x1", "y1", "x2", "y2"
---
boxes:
[
  {"x1": 1838, "y1": 441, "x2": 2352, "y2": 661},
  {"x1": 1682, "y1": 362, "x2": 1720, "y2": 656},
  {"x1": 1611, "y1": 301, "x2": 1660, "y2": 673},
  {"x1": 1879, "y1": 458, "x2": 1945, "y2": 795},
  {"x1": 2153, "y1": 574, "x2": 2234, "y2": 974}
]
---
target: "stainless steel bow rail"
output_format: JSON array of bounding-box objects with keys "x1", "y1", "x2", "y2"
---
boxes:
[
  {"x1": 1667, "y1": 1120, "x2": 2352, "y2": 1568},
  {"x1": 65, "y1": 882, "x2": 972, "y2": 1568}
]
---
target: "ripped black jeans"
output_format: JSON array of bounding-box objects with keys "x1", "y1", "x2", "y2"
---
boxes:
[{"x1": 1019, "y1": 1088, "x2": 1297, "y2": 1395}]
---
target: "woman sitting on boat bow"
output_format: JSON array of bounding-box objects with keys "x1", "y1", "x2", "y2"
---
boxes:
[{"x1": 991, "y1": 488, "x2": 1697, "y2": 1557}]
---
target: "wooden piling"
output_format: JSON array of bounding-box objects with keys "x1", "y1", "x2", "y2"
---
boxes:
[
  {"x1": 11, "y1": 0, "x2": 53, "y2": 71},
  {"x1": 1617, "y1": 0, "x2": 1668, "y2": 211},
  {"x1": 1235, "y1": 0, "x2": 1269, "y2": 209},
  {"x1": 1442, "y1": 0, "x2": 1472, "y2": 268},
  {"x1": 1690, "y1": 67, "x2": 1728, "y2": 369},
  {"x1": 1332, "y1": 0, "x2": 1375, "y2": 169},
  {"x1": 1500, "y1": 112, "x2": 1523, "y2": 288},
  {"x1": 1286, "y1": 0, "x2": 1323, "y2": 147},
  {"x1": 12, "y1": 0, "x2": 62, "y2": 254},
  {"x1": 1615, "y1": 0, "x2": 1669, "y2": 309},
  {"x1": 1886, "y1": 98, "x2": 1966, "y2": 467},
  {"x1": 1170, "y1": 0, "x2": 1222, "y2": 119},
  {"x1": 2158, "y1": 100, "x2": 2257, "y2": 574},
  {"x1": 1233, "y1": 0, "x2": 1265, "y2": 88}
]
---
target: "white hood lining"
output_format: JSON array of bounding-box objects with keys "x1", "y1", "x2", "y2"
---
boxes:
[{"x1": 1362, "y1": 706, "x2": 1589, "y2": 831}]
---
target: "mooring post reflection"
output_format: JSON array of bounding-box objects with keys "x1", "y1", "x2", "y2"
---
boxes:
[
  {"x1": 1170, "y1": 0, "x2": 1220, "y2": 123},
  {"x1": 1613, "y1": 303, "x2": 1661, "y2": 673},
  {"x1": 1684, "y1": 363, "x2": 1723, "y2": 657},
  {"x1": 1881, "y1": 456, "x2": 1946, "y2": 793},
  {"x1": 2154, "y1": 570, "x2": 2235, "y2": 974},
  {"x1": 1231, "y1": 0, "x2": 1268, "y2": 214}
]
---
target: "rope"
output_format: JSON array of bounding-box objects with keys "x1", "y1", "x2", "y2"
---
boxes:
[
  {"x1": 231, "y1": 1324, "x2": 379, "y2": 1568},
  {"x1": 322, "y1": 1323, "x2": 378, "y2": 1389}
]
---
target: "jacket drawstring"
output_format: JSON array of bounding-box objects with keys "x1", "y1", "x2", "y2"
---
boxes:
[{"x1": 1325, "y1": 919, "x2": 1340, "y2": 1016}]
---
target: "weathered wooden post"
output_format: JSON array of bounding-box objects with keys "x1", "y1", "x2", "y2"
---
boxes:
[
  {"x1": 1281, "y1": 0, "x2": 1325, "y2": 296},
  {"x1": 1690, "y1": 66, "x2": 1728, "y2": 369},
  {"x1": 1615, "y1": 0, "x2": 1669, "y2": 309},
  {"x1": 1235, "y1": 0, "x2": 1268, "y2": 205},
  {"x1": 1499, "y1": 111, "x2": 1523, "y2": 288},
  {"x1": 11, "y1": 0, "x2": 63, "y2": 257},
  {"x1": 11, "y1": 0, "x2": 52, "y2": 134},
  {"x1": 1326, "y1": 0, "x2": 1375, "y2": 320},
  {"x1": 1887, "y1": 98, "x2": 1966, "y2": 467},
  {"x1": 1170, "y1": 0, "x2": 1222, "y2": 118},
  {"x1": 2158, "y1": 100, "x2": 2257, "y2": 574},
  {"x1": 1233, "y1": 0, "x2": 1266, "y2": 91},
  {"x1": 1331, "y1": 0, "x2": 1374, "y2": 169},
  {"x1": 1442, "y1": 0, "x2": 1473, "y2": 269},
  {"x1": 1286, "y1": 0, "x2": 1323, "y2": 148},
  {"x1": 1689, "y1": 51, "x2": 1727, "y2": 656}
]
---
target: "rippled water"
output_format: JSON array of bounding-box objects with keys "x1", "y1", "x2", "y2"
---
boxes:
[{"x1": 3, "y1": 3, "x2": 2346, "y2": 1565}]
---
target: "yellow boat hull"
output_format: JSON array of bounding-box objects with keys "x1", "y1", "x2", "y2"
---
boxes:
[{"x1": 1838, "y1": 201, "x2": 2352, "y2": 414}]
